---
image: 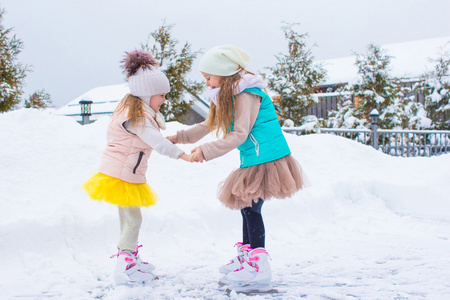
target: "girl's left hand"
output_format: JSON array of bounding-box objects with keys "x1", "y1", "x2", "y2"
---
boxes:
[
  {"x1": 166, "y1": 134, "x2": 178, "y2": 144},
  {"x1": 191, "y1": 147, "x2": 205, "y2": 163}
]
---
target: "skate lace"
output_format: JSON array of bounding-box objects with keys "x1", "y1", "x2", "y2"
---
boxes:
[
  {"x1": 109, "y1": 251, "x2": 138, "y2": 272},
  {"x1": 135, "y1": 244, "x2": 143, "y2": 256},
  {"x1": 126, "y1": 262, "x2": 137, "y2": 271},
  {"x1": 134, "y1": 245, "x2": 150, "y2": 265},
  {"x1": 234, "y1": 266, "x2": 244, "y2": 272},
  {"x1": 248, "y1": 256, "x2": 260, "y2": 262},
  {"x1": 254, "y1": 263, "x2": 260, "y2": 272},
  {"x1": 237, "y1": 260, "x2": 259, "y2": 273},
  {"x1": 241, "y1": 245, "x2": 252, "y2": 252},
  {"x1": 110, "y1": 250, "x2": 136, "y2": 259}
]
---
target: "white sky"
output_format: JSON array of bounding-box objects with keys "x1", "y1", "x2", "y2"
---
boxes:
[{"x1": 2, "y1": 0, "x2": 450, "y2": 108}]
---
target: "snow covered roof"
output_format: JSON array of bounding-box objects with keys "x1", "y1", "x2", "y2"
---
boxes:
[
  {"x1": 56, "y1": 83, "x2": 210, "y2": 121},
  {"x1": 320, "y1": 36, "x2": 450, "y2": 85},
  {"x1": 56, "y1": 83, "x2": 128, "y2": 118}
]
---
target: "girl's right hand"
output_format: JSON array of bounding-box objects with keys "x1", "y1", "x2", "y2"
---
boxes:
[
  {"x1": 191, "y1": 147, "x2": 205, "y2": 163},
  {"x1": 180, "y1": 153, "x2": 194, "y2": 162},
  {"x1": 166, "y1": 134, "x2": 178, "y2": 144}
]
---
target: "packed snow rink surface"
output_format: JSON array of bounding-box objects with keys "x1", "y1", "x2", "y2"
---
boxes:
[{"x1": 1, "y1": 109, "x2": 450, "y2": 299}]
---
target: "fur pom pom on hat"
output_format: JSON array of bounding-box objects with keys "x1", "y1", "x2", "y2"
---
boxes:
[
  {"x1": 199, "y1": 45, "x2": 250, "y2": 76},
  {"x1": 121, "y1": 49, "x2": 170, "y2": 103}
]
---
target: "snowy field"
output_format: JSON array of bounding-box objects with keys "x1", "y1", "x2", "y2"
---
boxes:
[{"x1": 1, "y1": 108, "x2": 450, "y2": 299}]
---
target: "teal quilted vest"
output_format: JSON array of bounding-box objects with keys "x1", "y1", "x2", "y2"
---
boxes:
[{"x1": 236, "y1": 88, "x2": 291, "y2": 168}]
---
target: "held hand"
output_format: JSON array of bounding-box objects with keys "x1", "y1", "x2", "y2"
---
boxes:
[
  {"x1": 166, "y1": 134, "x2": 178, "y2": 144},
  {"x1": 191, "y1": 147, "x2": 205, "y2": 163},
  {"x1": 180, "y1": 153, "x2": 194, "y2": 162}
]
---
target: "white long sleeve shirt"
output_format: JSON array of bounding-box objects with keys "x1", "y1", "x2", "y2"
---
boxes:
[{"x1": 124, "y1": 118, "x2": 184, "y2": 159}]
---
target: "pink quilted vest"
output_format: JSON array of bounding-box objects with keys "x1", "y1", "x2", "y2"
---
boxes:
[{"x1": 98, "y1": 109, "x2": 158, "y2": 183}]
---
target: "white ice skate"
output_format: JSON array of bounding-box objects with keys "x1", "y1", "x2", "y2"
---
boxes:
[
  {"x1": 113, "y1": 251, "x2": 156, "y2": 286},
  {"x1": 219, "y1": 243, "x2": 250, "y2": 284},
  {"x1": 134, "y1": 245, "x2": 155, "y2": 273},
  {"x1": 219, "y1": 242, "x2": 250, "y2": 274},
  {"x1": 226, "y1": 247, "x2": 273, "y2": 292}
]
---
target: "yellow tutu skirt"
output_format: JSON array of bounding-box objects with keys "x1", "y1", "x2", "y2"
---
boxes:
[{"x1": 81, "y1": 173, "x2": 158, "y2": 207}]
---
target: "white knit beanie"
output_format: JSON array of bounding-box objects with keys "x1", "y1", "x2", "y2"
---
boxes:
[
  {"x1": 199, "y1": 45, "x2": 250, "y2": 76},
  {"x1": 128, "y1": 67, "x2": 170, "y2": 103},
  {"x1": 122, "y1": 49, "x2": 170, "y2": 104}
]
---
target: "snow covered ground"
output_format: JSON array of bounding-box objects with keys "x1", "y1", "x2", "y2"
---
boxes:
[{"x1": 1, "y1": 109, "x2": 450, "y2": 299}]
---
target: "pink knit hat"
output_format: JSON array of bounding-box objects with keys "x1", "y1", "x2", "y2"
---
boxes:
[{"x1": 122, "y1": 50, "x2": 170, "y2": 104}]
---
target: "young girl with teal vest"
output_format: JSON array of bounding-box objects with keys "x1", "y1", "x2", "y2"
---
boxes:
[{"x1": 167, "y1": 45, "x2": 309, "y2": 292}]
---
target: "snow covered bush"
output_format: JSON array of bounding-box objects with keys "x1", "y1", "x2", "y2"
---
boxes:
[
  {"x1": 327, "y1": 90, "x2": 367, "y2": 129},
  {"x1": 298, "y1": 115, "x2": 320, "y2": 133},
  {"x1": 282, "y1": 119, "x2": 295, "y2": 128},
  {"x1": 415, "y1": 44, "x2": 450, "y2": 129}
]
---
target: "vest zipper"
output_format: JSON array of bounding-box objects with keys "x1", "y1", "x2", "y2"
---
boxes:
[
  {"x1": 249, "y1": 133, "x2": 260, "y2": 157},
  {"x1": 133, "y1": 151, "x2": 144, "y2": 174}
]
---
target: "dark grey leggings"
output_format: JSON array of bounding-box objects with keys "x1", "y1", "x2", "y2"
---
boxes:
[{"x1": 240, "y1": 199, "x2": 265, "y2": 249}]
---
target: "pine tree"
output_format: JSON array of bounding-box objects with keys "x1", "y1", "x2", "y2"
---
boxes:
[
  {"x1": 351, "y1": 44, "x2": 405, "y2": 129},
  {"x1": 142, "y1": 21, "x2": 204, "y2": 122},
  {"x1": 402, "y1": 95, "x2": 431, "y2": 129},
  {"x1": 265, "y1": 22, "x2": 326, "y2": 125},
  {"x1": 24, "y1": 89, "x2": 52, "y2": 109},
  {"x1": 415, "y1": 44, "x2": 450, "y2": 129},
  {"x1": 0, "y1": 8, "x2": 30, "y2": 112}
]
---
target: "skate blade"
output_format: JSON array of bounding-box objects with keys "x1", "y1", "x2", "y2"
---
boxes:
[
  {"x1": 227, "y1": 282, "x2": 275, "y2": 293},
  {"x1": 116, "y1": 274, "x2": 158, "y2": 287},
  {"x1": 218, "y1": 275, "x2": 231, "y2": 285},
  {"x1": 121, "y1": 278, "x2": 156, "y2": 287}
]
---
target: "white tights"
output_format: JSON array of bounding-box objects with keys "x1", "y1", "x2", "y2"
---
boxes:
[{"x1": 118, "y1": 206, "x2": 142, "y2": 252}]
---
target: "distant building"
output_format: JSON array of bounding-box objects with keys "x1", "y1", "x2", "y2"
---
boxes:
[
  {"x1": 56, "y1": 83, "x2": 209, "y2": 125},
  {"x1": 307, "y1": 36, "x2": 450, "y2": 119}
]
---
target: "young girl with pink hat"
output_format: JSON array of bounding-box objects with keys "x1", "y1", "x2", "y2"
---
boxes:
[{"x1": 82, "y1": 50, "x2": 193, "y2": 286}]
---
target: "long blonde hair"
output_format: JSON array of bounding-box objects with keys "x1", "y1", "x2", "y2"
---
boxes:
[
  {"x1": 205, "y1": 72, "x2": 244, "y2": 138},
  {"x1": 113, "y1": 93, "x2": 146, "y2": 130}
]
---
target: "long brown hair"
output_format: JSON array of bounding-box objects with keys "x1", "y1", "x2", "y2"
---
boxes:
[
  {"x1": 205, "y1": 72, "x2": 244, "y2": 138},
  {"x1": 113, "y1": 93, "x2": 146, "y2": 130}
]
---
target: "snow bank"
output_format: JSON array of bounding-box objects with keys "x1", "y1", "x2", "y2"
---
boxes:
[{"x1": 1, "y1": 109, "x2": 450, "y2": 299}]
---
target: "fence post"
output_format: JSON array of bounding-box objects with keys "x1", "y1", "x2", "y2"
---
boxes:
[{"x1": 370, "y1": 109, "x2": 380, "y2": 150}]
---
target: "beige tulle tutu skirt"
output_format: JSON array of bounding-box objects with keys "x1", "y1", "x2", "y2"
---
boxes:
[{"x1": 218, "y1": 155, "x2": 309, "y2": 210}]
